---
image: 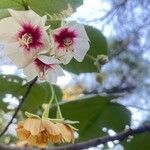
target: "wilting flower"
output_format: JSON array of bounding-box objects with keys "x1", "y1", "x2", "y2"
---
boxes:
[
  {"x1": 0, "y1": 9, "x2": 49, "y2": 68},
  {"x1": 16, "y1": 118, "x2": 77, "y2": 148},
  {"x1": 23, "y1": 55, "x2": 64, "y2": 83},
  {"x1": 16, "y1": 118, "x2": 62, "y2": 148},
  {"x1": 51, "y1": 21, "x2": 90, "y2": 64}
]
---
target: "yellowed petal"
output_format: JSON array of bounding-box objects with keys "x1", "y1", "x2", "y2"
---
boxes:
[
  {"x1": 49, "y1": 134, "x2": 62, "y2": 144},
  {"x1": 36, "y1": 131, "x2": 49, "y2": 148},
  {"x1": 42, "y1": 119, "x2": 61, "y2": 136},
  {"x1": 27, "y1": 134, "x2": 38, "y2": 146},
  {"x1": 56, "y1": 123, "x2": 75, "y2": 143},
  {"x1": 16, "y1": 127, "x2": 30, "y2": 140},
  {"x1": 23, "y1": 118, "x2": 45, "y2": 135}
]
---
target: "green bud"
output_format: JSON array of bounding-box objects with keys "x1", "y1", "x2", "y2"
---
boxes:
[
  {"x1": 96, "y1": 73, "x2": 106, "y2": 84},
  {"x1": 96, "y1": 55, "x2": 108, "y2": 65}
]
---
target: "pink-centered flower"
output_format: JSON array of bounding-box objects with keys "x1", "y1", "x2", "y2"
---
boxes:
[
  {"x1": 51, "y1": 21, "x2": 90, "y2": 64},
  {"x1": 0, "y1": 9, "x2": 49, "y2": 68},
  {"x1": 23, "y1": 55, "x2": 64, "y2": 84}
]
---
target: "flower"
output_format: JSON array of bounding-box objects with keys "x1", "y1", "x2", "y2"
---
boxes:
[
  {"x1": 23, "y1": 55, "x2": 64, "y2": 84},
  {"x1": 0, "y1": 9, "x2": 49, "y2": 68},
  {"x1": 16, "y1": 118, "x2": 62, "y2": 148},
  {"x1": 56, "y1": 123, "x2": 75, "y2": 143},
  {"x1": 50, "y1": 21, "x2": 90, "y2": 64}
]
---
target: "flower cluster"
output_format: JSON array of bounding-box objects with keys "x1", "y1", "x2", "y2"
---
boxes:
[
  {"x1": 16, "y1": 117, "x2": 76, "y2": 148},
  {"x1": 0, "y1": 9, "x2": 90, "y2": 84}
]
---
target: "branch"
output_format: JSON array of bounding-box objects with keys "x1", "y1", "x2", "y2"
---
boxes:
[
  {"x1": 0, "y1": 124, "x2": 149, "y2": 150},
  {"x1": 49, "y1": 124, "x2": 150, "y2": 150},
  {"x1": 0, "y1": 76, "x2": 38, "y2": 137}
]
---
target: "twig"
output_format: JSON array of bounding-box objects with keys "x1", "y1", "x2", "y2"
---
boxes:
[
  {"x1": 48, "y1": 124, "x2": 150, "y2": 150},
  {"x1": 0, "y1": 76, "x2": 38, "y2": 137}
]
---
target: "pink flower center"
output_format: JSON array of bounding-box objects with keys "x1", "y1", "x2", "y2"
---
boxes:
[
  {"x1": 17, "y1": 23, "x2": 43, "y2": 51},
  {"x1": 34, "y1": 58, "x2": 52, "y2": 70},
  {"x1": 54, "y1": 28, "x2": 77, "y2": 51},
  {"x1": 34, "y1": 59, "x2": 53, "y2": 80}
]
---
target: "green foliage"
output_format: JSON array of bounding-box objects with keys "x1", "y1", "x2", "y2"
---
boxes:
[
  {"x1": 28, "y1": 0, "x2": 83, "y2": 15},
  {"x1": 122, "y1": 133, "x2": 150, "y2": 150},
  {"x1": 0, "y1": 0, "x2": 83, "y2": 24},
  {"x1": 0, "y1": 75, "x2": 62, "y2": 113},
  {"x1": 62, "y1": 26, "x2": 108, "y2": 74},
  {"x1": 0, "y1": 0, "x2": 24, "y2": 9},
  {"x1": 0, "y1": 0, "x2": 25, "y2": 19},
  {"x1": 49, "y1": 95, "x2": 131, "y2": 142}
]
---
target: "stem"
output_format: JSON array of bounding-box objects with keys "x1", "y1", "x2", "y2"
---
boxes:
[
  {"x1": 86, "y1": 54, "x2": 96, "y2": 61},
  {"x1": 42, "y1": 84, "x2": 55, "y2": 119},
  {"x1": 0, "y1": 76, "x2": 38, "y2": 138},
  {"x1": 50, "y1": 85, "x2": 63, "y2": 119}
]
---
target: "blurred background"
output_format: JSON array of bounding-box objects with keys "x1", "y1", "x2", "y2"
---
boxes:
[{"x1": 0, "y1": 0, "x2": 150, "y2": 149}]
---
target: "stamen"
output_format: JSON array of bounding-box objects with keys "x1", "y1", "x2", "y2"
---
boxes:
[
  {"x1": 63, "y1": 38, "x2": 74, "y2": 52},
  {"x1": 63, "y1": 38, "x2": 72, "y2": 46},
  {"x1": 18, "y1": 33, "x2": 33, "y2": 49}
]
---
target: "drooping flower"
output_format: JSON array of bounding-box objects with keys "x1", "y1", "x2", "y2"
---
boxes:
[
  {"x1": 23, "y1": 55, "x2": 64, "y2": 84},
  {"x1": 0, "y1": 9, "x2": 49, "y2": 68},
  {"x1": 50, "y1": 21, "x2": 90, "y2": 64},
  {"x1": 16, "y1": 118, "x2": 62, "y2": 148}
]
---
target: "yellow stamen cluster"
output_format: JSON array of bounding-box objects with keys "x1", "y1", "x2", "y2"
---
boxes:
[{"x1": 18, "y1": 33, "x2": 33, "y2": 49}]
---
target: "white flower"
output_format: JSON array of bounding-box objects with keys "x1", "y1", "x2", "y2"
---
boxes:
[
  {"x1": 23, "y1": 55, "x2": 64, "y2": 84},
  {"x1": 50, "y1": 21, "x2": 90, "y2": 64},
  {"x1": 0, "y1": 9, "x2": 49, "y2": 68}
]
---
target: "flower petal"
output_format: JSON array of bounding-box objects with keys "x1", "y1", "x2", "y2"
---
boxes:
[
  {"x1": 16, "y1": 127, "x2": 30, "y2": 140},
  {"x1": 46, "y1": 69, "x2": 57, "y2": 84},
  {"x1": 54, "y1": 50, "x2": 73, "y2": 64},
  {"x1": 42, "y1": 120, "x2": 61, "y2": 136},
  {"x1": 73, "y1": 38, "x2": 90, "y2": 62},
  {"x1": 5, "y1": 42, "x2": 33, "y2": 68},
  {"x1": 46, "y1": 65, "x2": 64, "y2": 84},
  {"x1": 38, "y1": 55, "x2": 60, "y2": 64},
  {"x1": 23, "y1": 118, "x2": 45, "y2": 135},
  {"x1": 23, "y1": 63, "x2": 38, "y2": 82},
  {"x1": 0, "y1": 17, "x2": 20, "y2": 42},
  {"x1": 53, "y1": 65, "x2": 64, "y2": 76},
  {"x1": 56, "y1": 123, "x2": 75, "y2": 143},
  {"x1": 8, "y1": 9, "x2": 46, "y2": 26},
  {"x1": 66, "y1": 21, "x2": 89, "y2": 41}
]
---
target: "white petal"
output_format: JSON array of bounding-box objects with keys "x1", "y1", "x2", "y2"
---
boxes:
[
  {"x1": 23, "y1": 63, "x2": 37, "y2": 82},
  {"x1": 53, "y1": 65, "x2": 64, "y2": 76},
  {"x1": 38, "y1": 55, "x2": 60, "y2": 64},
  {"x1": 8, "y1": 9, "x2": 46, "y2": 26},
  {"x1": 0, "y1": 17, "x2": 20, "y2": 42},
  {"x1": 66, "y1": 21, "x2": 89, "y2": 41},
  {"x1": 54, "y1": 50, "x2": 73, "y2": 64},
  {"x1": 73, "y1": 38, "x2": 90, "y2": 62},
  {"x1": 46, "y1": 65, "x2": 64, "y2": 84},
  {"x1": 46, "y1": 69, "x2": 57, "y2": 84},
  {"x1": 5, "y1": 42, "x2": 33, "y2": 68}
]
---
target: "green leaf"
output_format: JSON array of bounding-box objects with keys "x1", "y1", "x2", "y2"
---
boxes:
[
  {"x1": 28, "y1": 0, "x2": 83, "y2": 17},
  {"x1": 0, "y1": 0, "x2": 24, "y2": 9},
  {"x1": 28, "y1": 0, "x2": 83, "y2": 28},
  {"x1": 122, "y1": 133, "x2": 150, "y2": 150},
  {"x1": 0, "y1": 75, "x2": 62, "y2": 113},
  {"x1": 0, "y1": 0, "x2": 25, "y2": 19},
  {"x1": 49, "y1": 95, "x2": 131, "y2": 142},
  {"x1": 62, "y1": 26, "x2": 108, "y2": 74}
]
